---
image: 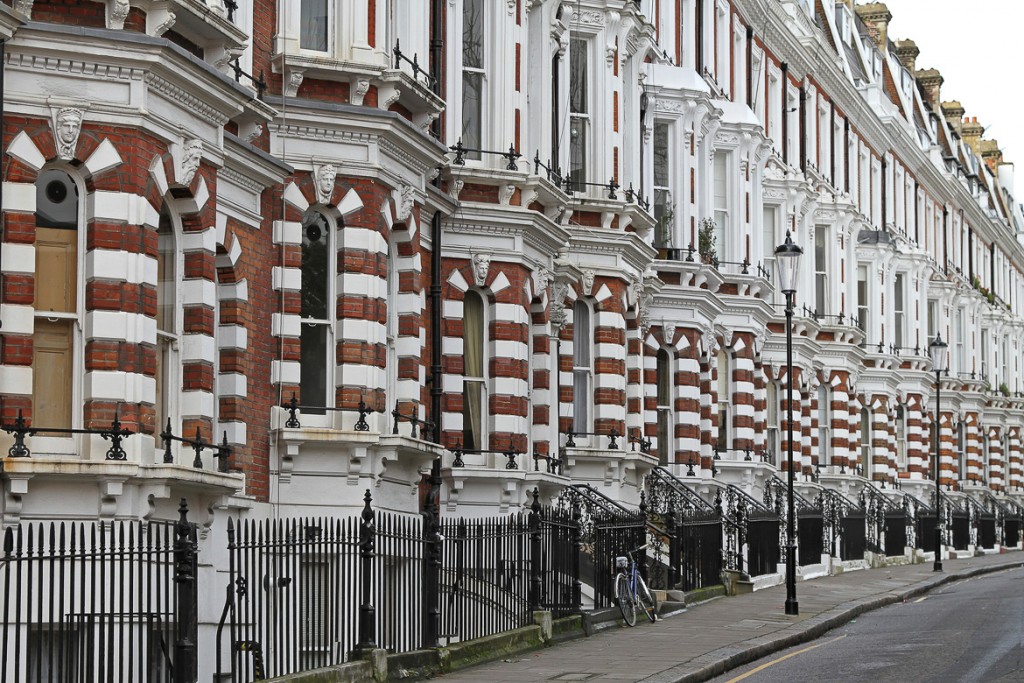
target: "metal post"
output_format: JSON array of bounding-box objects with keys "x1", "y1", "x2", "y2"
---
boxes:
[
  {"x1": 422, "y1": 457, "x2": 442, "y2": 648},
  {"x1": 356, "y1": 489, "x2": 377, "y2": 653},
  {"x1": 934, "y1": 370, "x2": 943, "y2": 572},
  {"x1": 528, "y1": 488, "x2": 542, "y2": 611},
  {"x1": 173, "y1": 499, "x2": 198, "y2": 683},
  {"x1": 784, "y1": 291, "x2": 799, "y2": 615},
  {"x1": 570, "y1": 500, "x2": 582, "y2": 613}
]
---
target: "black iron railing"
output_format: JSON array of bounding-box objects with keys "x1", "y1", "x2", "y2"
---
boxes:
[
  {"x1": 222, "y1": 488, "x2": 582, "y2": 680},
  {"x1": 2, "y1": 500, "x2": 197, "y2": 683},
  {"x1": 564, "y1": 176, "x2": 619, "y2": 200},
  {"x1": 159, "y1": 418, "x2": 231, "y2": 472},
  {"x1": 2, "y1": 408, "x2": 133, "y2": 460},
  {"x1": 628, "y1": 429, "x2": 652, "y2": 454},
  {"x1": 392, "y1": 39, "x2": 436, "y2": 89},
  {"x1": 450, "y1": 437, "x2": 520, "y2": 469},
  {"x1": 622, "y1": 183, "x2": 651, "y2": 211},
  {"x1": 392, "y1": 402, "x2": 434, "y2": 440},
  {"x1": 223, "y1": 0, "x2": 237, "y2": 21},
  {"x1": 280, "y1": 392, "x2": 380, "y2": 430},
  {"x1": 230, "y1": 58, "x2": 267, "y2": 100},
  {"x1": 532, "y1": 151, "x2": 563, "y2": 186},
  {"x1": 532, "y1": 449, "x2": 564, "y2": 474},
  {"x1": 449, "y1": 140, "x2": 520, "y2": 170},
  {"x1": 563, "y1": 428, "x2": 621, "y2": 449}
]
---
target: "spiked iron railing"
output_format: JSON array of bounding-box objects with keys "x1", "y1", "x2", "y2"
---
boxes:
[{"x1": 3, "y1": 408, "x2": 133, "y2": 460}]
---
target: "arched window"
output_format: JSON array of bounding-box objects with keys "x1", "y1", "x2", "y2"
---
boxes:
[
  {"x1": 300, "y1": 209, "x2": 333, "y2": 411},
  {"x1": 859, "y1": 406, "x2": 872, "y2": 477},
  {"x1": 463, "y1": 289, "x2": 486, "y2": 450},
  {"x1": 716, "y1": 350, "x2": 730, "y2": 451},
  {"x1": 956, "y1": 421, "x2": 966, "y2": 481},
  {"x1": 572, "y1": 300, "x2": 592, "y2": 434},
  {"x1": 766, "y1": 380, "x2": 779, "y2": 463},
  {"x1": 656, "y1": 348, "x2": 673, "y2": 466},
  {"x1": 895, "y1": 404, "x2": 907, "y2": 469},
  {"x1": 33, "y1": 169, "x2": 80, "y2": 431},
  {"x1": 155, "y1": 206, "x2": 180, "y2": 434},
  {"x1": 385, "y1": 239, "x2": 399, "y2": 410}
]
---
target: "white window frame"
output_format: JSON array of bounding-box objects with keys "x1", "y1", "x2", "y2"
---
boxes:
[
  {"x1": 766, "y1": 380, "x2": 780, "y2": 464},
  {"x1": 656, "y1": 347, "x2": 674, "y2": 466},
  {"x1": 818, "y1": 383, "x2": 831, "y2": 467},
  {"x1": 857, "y1": 264, "x2": 869, "y2": 334},
  {"x1": 568, "y1": 34, "x2": 592, "y2": 191},
  {"x1": 298, "y1": 208, "x2": 337, "y2": 428},
  {"x1": 156, "y1": 204, "x2": 182, "y2": 447},
  {"x1": 571, "y1": 299, "x2": 594, "y2": 437},
  {"x1": 653, "y1": 120, "x2": 673, "y2": 253},
  {"x1": 31, "y1": 166, "x2": 86, "y2": 456},
  {"x1": 460, "y1": 0, "x2": 486, "y2": 160},
  {"x1": 716, "y1": 349, "x2": 731, "y2": 452},
  {"x1": 462, "y1": 288, "x2": 489, "y2": 451},
  {"x1": 713, "y1": 151, "x2": 730, "y2": 260},
  {"x1": 814, "y1": 225, "x2": 829, "y2": 317},
  {"x1": 893, "y1": 273, "x2": 906, "y2": 350}
]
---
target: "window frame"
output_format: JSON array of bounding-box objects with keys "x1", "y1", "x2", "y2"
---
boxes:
[
  {"x1": 298, "y1": 0, "x2": 330, "y2": 53},
  {"x1": 656, "y1": 347, "x2": 674, "y2": 466},
  {"x1": 460, "y1": 0, "x2": 486, "y2": 160},
  {"x1": 716, "y1": 349, "x2": 731, "y2": 452},
  {"x1": 462, "y1": 288, "x2": 488, "y2": 451},
  {"x1": 653, "y1": 120, "x2": 673, "y2": 253},
  {"x1": 155, "y1": 204, "x2": 182, "y2": 446},
  {"x1": 31, "y1": 166, "x2": 86, "y2": 455},
  {"x1": 568, "y1": 34, "x2": 591, "y2": 190},
  {"x1": 298, "y1": 208, "x2": 337, "y2": 425},
  {"x1": 571, "y1": 298, "x2": 594, "y2": 437},
  {"x1": 817, "y1": 383, "x2": 831, "y2": 467},
  {"x1": 712, "y1": 151, "x2": 730, "y2": 260}
]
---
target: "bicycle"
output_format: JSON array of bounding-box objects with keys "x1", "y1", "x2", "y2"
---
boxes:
[{"x1": 614, "y1": 544, "x2": 657, "y2": 626}]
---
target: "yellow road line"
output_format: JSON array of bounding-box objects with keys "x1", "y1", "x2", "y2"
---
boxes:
[{"x1": 722, "y1": 635, "x2": 848, "y2": 683}]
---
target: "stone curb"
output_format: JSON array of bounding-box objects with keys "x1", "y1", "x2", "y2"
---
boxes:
[{"x1": 642, "y1": 560, "x2": 1024, "y2": 683}]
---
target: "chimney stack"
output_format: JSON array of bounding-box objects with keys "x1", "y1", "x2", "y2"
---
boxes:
[
  {"x1": 855, "y1": 3, "x2": 893, "y2": 48},
  {"x1": 961, "y1": 116, "x2": 984, "y2": 154},
  {"x1": 893, "y1": 39, "x2": 919, "y2": 72},
  {"x1": 915, "y1": 68, "x2": 943, "y2": 109},
  {"x1": 941, "y1": 101, "x2": 965, "y2": 136}
]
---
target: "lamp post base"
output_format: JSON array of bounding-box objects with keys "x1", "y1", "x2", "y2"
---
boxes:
[
  {"x1": 784, "y1": 545, "x2": 799, "y2": 615},
  {"x1": 933, "y1": 554, "x2": 943, "y2": 572}
]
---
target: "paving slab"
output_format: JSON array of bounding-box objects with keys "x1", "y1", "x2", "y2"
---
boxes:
[{"x1": 436, "y1": 552, "x2": 1023, "y2": 683}]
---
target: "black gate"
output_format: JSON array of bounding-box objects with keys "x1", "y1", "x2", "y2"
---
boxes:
[
  {"x1": 951, "y1": 511, "x2": 970, "y2": 550},
  {"x1": 797, "y1": 512, "x2": 823, "y2": 566},
  {"x1": 680, "y1": 510, "x2": 723, "y2": 591},
  {"x1": 538, "y1": 508, "x2": 580, "y2": 617},
  {"x1": 840, "y1": 511, "x2": 866, "y2": 560},
  {"x1": 883, "y1": 510, "x2": 907, "y2": 556},
  {"x1": 589, "y1": 511, "x2": 646, "y2": 609},
  {"x1": 745, "y1": 512, "x2": 780, "y2": 577},
  {"x1": 979, "y1": 514, "x2": 996, "y2": 550},
  {"x1": 1005, "y1": 519, "x2": 1021, "y2": 548},
  {"x1": 917, "y1": 515, "x2": 937, "y2": 553}
]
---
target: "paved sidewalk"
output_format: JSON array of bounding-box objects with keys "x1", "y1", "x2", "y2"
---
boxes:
[{"x1": 437, "y1": 553, "x2": 1024, "y2": 682}]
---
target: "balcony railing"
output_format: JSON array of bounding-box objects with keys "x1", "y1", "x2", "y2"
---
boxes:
[{"x1": 2, "y1": 409, "x2": 132, "y2": 460}]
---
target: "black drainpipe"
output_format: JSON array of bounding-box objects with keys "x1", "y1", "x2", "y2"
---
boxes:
[
  {"x1": 429, "y1": 0, "x2": 443, "y2": 134},
  {"x1": 430, "y1": 211, "x2": 443, "y2": 445},
  {"x1": 881, "y1": 156, "x2": 887, "y2": 231},
  {"x1": 799, "y1": 85, "x2": 807, "y2": 175},
  {"x1": 780, "y1": 63, "x2": 788, "y2": 165}
]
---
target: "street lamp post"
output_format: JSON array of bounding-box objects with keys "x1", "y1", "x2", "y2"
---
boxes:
[
  {"x1": 929, "y1": 334, "x2": 947, "y2": 572},
  {"x1": 775, "y1": 231, "x2": 803, "y2": 616}
]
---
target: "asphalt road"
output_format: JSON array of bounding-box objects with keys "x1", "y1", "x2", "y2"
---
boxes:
[{"x1": 708, "y1": 566, "x2": 1024, "y2": 683}]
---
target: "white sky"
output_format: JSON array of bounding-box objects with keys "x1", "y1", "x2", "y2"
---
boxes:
[{"x1": 881, "y1": 1, "x2": 1024, "y2": 185}]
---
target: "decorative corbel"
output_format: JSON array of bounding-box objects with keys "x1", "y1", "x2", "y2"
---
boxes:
[
  {"x1": 285, "y1": 68, "x2": 305, "y2": 98},
  {"x1": 51, "y1": 106, "x2": 85, "y2": 162},
  {"x1": 106, "y1": 0, "x2": 131, "y2": 29},
  {"x1": 498, "y1": 184, "x2": 516, "y2": 206},
  {"x1": 351, "y1": 78, "x2": 371, "y2": 106}
]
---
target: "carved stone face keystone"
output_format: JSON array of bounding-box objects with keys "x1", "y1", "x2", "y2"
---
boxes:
[
  {"x1": 54, "y1": 108, "x2": 84, "y2": 160},
  {"x1": 180, "y1": 139, "x2": 203, "y2": 185},
  {"x1": 316, "y1": 164, "x2": 336, "y2": 203},
  {"x1": 472, "y1": 253, "x2": 491, "y2": 286}
]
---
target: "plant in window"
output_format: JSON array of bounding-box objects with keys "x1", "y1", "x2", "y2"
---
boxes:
[
  {"x1": 698, "y1": 217, "x2": 717, "y2": 264},
  {"x1": 1000, "y1": 382, "x2": 1011, "y2": 397}
]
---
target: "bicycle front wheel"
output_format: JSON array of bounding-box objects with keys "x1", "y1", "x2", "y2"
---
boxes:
[
  {"x1": 636, "y1": 574, "x2": 657, "y2": 623},
  {"x1": 615, "y1": 573, "x2": 637, "y2": 626}
]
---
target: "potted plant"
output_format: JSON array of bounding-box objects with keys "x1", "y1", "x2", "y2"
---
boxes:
[{"x1": 698, "y1": 217, "x2": 717, "y2": 264}]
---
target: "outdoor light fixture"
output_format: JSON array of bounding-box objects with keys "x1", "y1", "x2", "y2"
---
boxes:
[
  {"x1": 930, "y1": 333, "x2": 947, "y2": 572},
  {"x1": 775, "y1": 231, "x2": 803, "y2": 616}
]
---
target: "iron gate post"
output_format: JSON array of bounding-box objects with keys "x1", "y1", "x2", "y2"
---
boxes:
[
  {"x1": 422, "y1": 457, "x2": 442, "y2": 648},
  {"x1": 528, "y1": 488, "x2": 542, "y2": 611},
  {"x1": 355, "y1": 490, "x2": 377, "y2": 653},
  {"x1": 173, "y1": 499, "x2": 198, "y2": 683},
  {"x1": 570, "y1": 500, "x2": 582, "y2": 613}
]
